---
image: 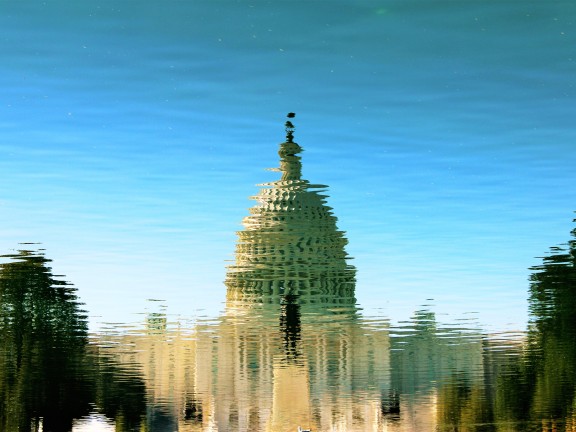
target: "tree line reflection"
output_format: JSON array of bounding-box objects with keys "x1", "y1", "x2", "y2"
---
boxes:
[{"x1": 1, "y1": 127, "x2": 576, "y2": 430}]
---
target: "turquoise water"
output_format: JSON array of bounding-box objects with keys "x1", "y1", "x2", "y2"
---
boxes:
[{"x1": 1, "y1": 1, "x2": 576, "y2": 430}]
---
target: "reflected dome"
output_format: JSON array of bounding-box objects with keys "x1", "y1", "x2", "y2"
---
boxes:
[{"x1": 225, "y1": 115, "x2": 356, "y2": 306}]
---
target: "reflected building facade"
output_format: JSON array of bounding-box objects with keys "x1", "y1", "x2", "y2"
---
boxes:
[
  {"x1": 389, "y1": 309, "x2": 488, "y2": 431},
  {"x1": 87, "y1": 209, "x2": 576, "y2": 431}
]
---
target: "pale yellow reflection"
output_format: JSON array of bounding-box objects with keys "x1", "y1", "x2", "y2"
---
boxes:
[{"x1": 270, "y1": 364, "x2": 312, "y2": 431}]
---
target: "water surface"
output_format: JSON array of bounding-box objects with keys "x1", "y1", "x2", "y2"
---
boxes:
[{"x1": 1, "y1": 1, "x2": 576, "y2": 430}]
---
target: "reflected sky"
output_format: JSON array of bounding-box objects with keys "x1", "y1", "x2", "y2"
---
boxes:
[{"x1": 1, "y1": 1, "x2": 576, "y2": 331}]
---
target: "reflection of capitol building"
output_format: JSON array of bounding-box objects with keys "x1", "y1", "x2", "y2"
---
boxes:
[
  {"x1": 91, "y1": 119, "x2": 488, "y2": 431},
  {"x1": 225, "y1": 132, "x2": 355, "y2": 304}
]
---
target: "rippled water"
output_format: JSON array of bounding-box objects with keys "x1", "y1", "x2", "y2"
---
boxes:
[{"x1": 2, "y1": 1, "x2": 576, "y2": 431}]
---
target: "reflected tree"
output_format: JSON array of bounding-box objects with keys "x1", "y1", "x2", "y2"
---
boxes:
[
  {"x1": 0, "y1": 248, "x2": 149, "y2": 431},
  {"x1": 436, "y1": 377, "x2": 494, "y2": 432},
  {"x1": 0, "y1": 249, "x2": 92, "y2": 431},
  {"x1": 91, "y1": 360, "x2": 147, "y2": 431},
  {"x1": 489, "y1": 218, "x2": 576, "y2": 430},
  {"x1": 525, "y1": 219, "x2": 576, "y2": 424},
  {"x1": 279, "y1": 294, "x2": 303, "y2": 363},
  {"x1": 401, "y1": 219, "x2": 576, "y2": 430}
]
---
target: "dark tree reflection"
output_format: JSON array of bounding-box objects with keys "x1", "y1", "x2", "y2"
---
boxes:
[
  {"x1": 489, "y1": 218, "x2": 576, "y2": 430},
  {"x1": 0, "y1": 248, "x2": 149, "y2": 431},
  {"x1": 0, "y1": 249, "x2": 92, "y2": 431},
  {"x1": 524, "y1": 219, "x2": 576, "y2": 424},
  {"x1": 389, "y1": 217, "x2": 576, "y2": 430},
  {"x1": 90, "y1": 354, "x2": 147, "y2": 431}
]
